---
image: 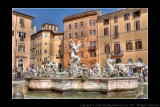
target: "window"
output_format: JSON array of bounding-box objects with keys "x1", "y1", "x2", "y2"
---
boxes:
[
  {"x1": 12, "y1": 30, "x2": 14, "y2": 36},
  {"x1": 89, "y1": 30, "x2": 92, "y2": 35},
  {"x1": 44, "y1": 50, "x2": 47, "y2": 53},
  {"x1": 105, "y1": 45, "x2": 110, "y2": 54},
  {"x1": 38, "y1": 49, "x2": 39, "y2": 54},
  {"x1": 75, "y1": 23, "x2": 78, "y2": 28},
  {"x1": 18, "y1": 45, "x2": 25, "y2": 52},
  {"x1": 104, "y1": 19, "x2": 109, "y2": 25},
  {"x1": 138, "y1": 58, "x2": 143, "y2": 64},
  {"x1": 81, "y1": 41, "x2": 84, "y2": 48},
  {"x1": 114, "y1": 25, "x2": 119, "y2": 35},
  {"x1": 58, "y1": 36, "x2": 61, "y2": 40},
  {"x1": 47, "y1": 25, "x2": 49, "y2": 29},
  {"x1": 40, "y1": 49, "x2": 41, "y2": 53},
  {"x1": 36, "y1": 50, "x2": 37, "y2": 54},
  {"x1": 19, "y1": 18, "x2": 24, "y2": 27},
  {"x1": 19, "y1": 32, "x2": 26, "y2": 41},
  {"x1": 69, "y1": 33, "x2": 72, "y2": 39},
  {"x1": 93, "y1": 20, "x2": 96, "y2": 25},
  {"x1": 114, "y1": 16, "x2": 118, "y2": 23},
  {"x1": 51, "y1": 26, "x2": 52, "y2": 30},
  {"x1": 40, "y1": 58, "x2": 41, "y2": 61},
  {"x1": 94, "y1": 51, "x2": 96, "y2": 57},
  {"x1": 81, "y1": 22, "x2": 83, "y2": 28},
  {"x1": 104, "y1": 28, "x2": 109, "y2": 35},
  {"x1": 69, "y1": 24, "x2": 71, "y2": 29},
  {"x1": 90, "y1": 52, "x2": 92, "y2": 57},
  {"x1": 59, "y1": 45, "x2": 61, "y2": 48},
  {"x1": 81, "y1": 52, "x2": 83, "y2": 58},
  {"x1": 126, "y1": 23, "x2": 131, "y2": 32},
  {"x1": 81, "y1": 31, "x2": 83, "y2": 36},
  {"x1": 44, "y1": 42, "x2": 47, "y2": 45},
  {"x1": 45, "y1": 33, "x2": 48, "y2": 37},
  {"x1": 126, "y1": 42, "x2": 133, "y2": 50},
  {"x1": 133, "y1": 10, "x2": 140, "y2": 18},
  {"x1": 124, "y1": 13, "x2": 130, "y2": 20},
  {"x1": 93, "y1": 41, "x2": 96, "y2": 46},
  {"x1": 75, "y1": 32, "x2": 78, "y2": 37},
  {"x1": 54, "y1": 26, "x2": 56, "y2": 31},
  {"x1": 90, "y1": 41, "x2": 92, "y2": 46},
  {"x1": 135, "y1": 20, "x2": 140, "y2": 30},
  {"x1": 18, "y1": 59, "x2": 23, "y2": 69},
  {"x1": 114, "y1": 44, "x2": 121, "y2": 54},
  {"x1": 89, "y1": 20, "x2": 92, "y2": 26},
  {"x1": 128, "y1": 59, "x2": 133, "y2": 64},
  {"x1": 135, "y1": 41, "x2": 142, "y2": 49},
  {"x1": 93, "y1": 30, "x2": 96, "y2": 35}
]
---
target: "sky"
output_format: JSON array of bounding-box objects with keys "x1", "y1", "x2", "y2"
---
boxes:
[{"x1": 14, "y1": 8, "x2": 125, "y2": 33}]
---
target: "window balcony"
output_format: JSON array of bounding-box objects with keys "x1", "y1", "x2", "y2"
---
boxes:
[
  {"x1": 112, "y1": 51, "x2": 123, "y2": 57},
  {"x1": 88, "y1": 46, "x2": 96, "y2": 51},
  {"x1": 113, "y1": 33, "x2": 119, "y2": 39},
  {"x1": 56, "y1": 54, "x2": 63, "y2": 58}
]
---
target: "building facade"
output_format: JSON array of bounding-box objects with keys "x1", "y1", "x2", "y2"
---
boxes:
[
  {"x1": 12, "y1": 10, "x2": 34, "y2": 69},
  {"x1": 30, "y1": 23, "x2": 64, "y2": 70},
  {"x1": 63, "y1": 10, "x2": 103, "y2": 69},
  {"x1": 97, "y1": 8, "x2": 148, "y2": 68}
]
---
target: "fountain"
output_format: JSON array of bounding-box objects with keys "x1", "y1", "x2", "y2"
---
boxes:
[{"x1": 25, "y1": 39, "x2": 138, "y2": 92}]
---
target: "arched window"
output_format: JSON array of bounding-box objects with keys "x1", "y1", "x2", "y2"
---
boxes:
[
  {"x1": 18, "y1": 59, "x2": 23, "y2": 69},
  {"x1": 115, "y1": 58, "x2": 122, "y2": 64},
  {"x1": 128, "y1": 59, "x2": 133, "y2": 64},
  {"x1": 138, "y1": 58, "x2": 143, "y2": 64}
]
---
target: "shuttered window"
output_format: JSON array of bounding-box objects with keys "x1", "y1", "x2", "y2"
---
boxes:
[
  {"x1": 105, "y1": 45, "x2": 110, "y2": 54},
  {"x1": 135, "y1": 41, "x2": 142, "y2": 49},
  {"x1": 126, "y1": 23, "x2": 131, "y2": 32},
  {"x1": 126, "y1": 42, "x2": 132, "y2": 50},
  {"x1": 104, "y1": 28, "x2": 109, "y2": 35},
  {"x1": 135, "y1": 20, "x2": 140, "y2": 30}
]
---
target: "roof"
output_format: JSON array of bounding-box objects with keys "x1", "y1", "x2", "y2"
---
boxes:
[
  {"x1": 12, "y1": 10, "x2": 34, "y2": 19},
  {"x1": 42, "y1": 23, "x2": 58, "y2": 27},
  {"x1": 63, "y1": 10, "x2": 100, "y2": 22}
]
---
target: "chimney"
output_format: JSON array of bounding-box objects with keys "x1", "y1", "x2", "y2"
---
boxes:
[
  {"x1": 66, "y1": 14, "x2": 68, "y2": 17},
  {"x1": 86, "y1": 9, "x2": 88, "y2": 12}
]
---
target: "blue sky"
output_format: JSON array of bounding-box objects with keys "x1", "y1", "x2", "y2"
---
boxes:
[{"x1": 14, "y1": 8, "x2": 125, "y2": 33}]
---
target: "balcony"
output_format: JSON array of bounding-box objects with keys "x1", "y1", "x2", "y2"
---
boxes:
[
  {"x1": 88, "y1": 46, "x2": 96, "y2": 51},
  {"x1": 113, "y1": 33, "x2": 119, "y2": 39},
  {"x1": 56, "y1": 54, "x2": 63, "y2": 58},
  {"x1": 111, "y1": 51, "x2": 123, "y2": 57}
]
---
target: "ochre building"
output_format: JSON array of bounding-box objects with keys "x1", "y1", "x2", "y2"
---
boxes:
[
  {"x1": 12, "y1": 10, "x2": 34, "y2": 69},
  {"x1": 30, "y1": 23, "x2": 64, "y2": 70},
  {"x1": 63, "y1": 10, "x2": 103, "y2": 69},
  {"x1": 97, "y1": 8, "x2": 148, "y2": 68}
]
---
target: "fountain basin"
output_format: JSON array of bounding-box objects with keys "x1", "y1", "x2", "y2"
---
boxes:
[{"x1": 25, "y1": 76, "x2": 138, "y2": 92}]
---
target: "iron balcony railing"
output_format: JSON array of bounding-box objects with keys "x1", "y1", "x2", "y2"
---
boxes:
[
  {"x1": 88, "y1": 46, "x2": 96, "y2": 51},
  {"x1": 111, "y1": 51, "x2": 123, "y2": 57}
]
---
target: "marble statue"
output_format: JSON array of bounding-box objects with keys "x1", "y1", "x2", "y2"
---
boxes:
[
  {"x1": 94, "y1": 62, "x2": 102, "y2": 77},
  {"x1": 69, "y1": 39, "x2": 82, "y2": 78},
  {"x1": 119, "y1": 65, "x2": 129, "y2": 76},
  {"x1": 43, "y1": 57, "x2": 59, "y2": 77},
  {"x1": 103, "y1": 58, "x2": 129, "y2": 77},
  {"x1": 103, "y1": 58, "x2": 119, "y2": 77}
]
